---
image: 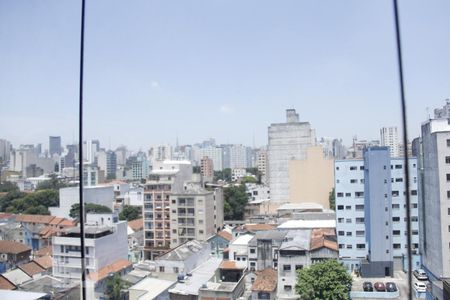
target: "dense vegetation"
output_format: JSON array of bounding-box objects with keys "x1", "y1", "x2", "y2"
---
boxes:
[
  {"x1": 69, "y1": 203, "x2": 112, "y2": 220},
  {"x1": 0, "y1": 181, "x2": 59, "y2": 215},
  {"x1": 119, "y1": 205, "x2": 141, "y2": 221},
  {"x1": 295, "y1": 259, "x2": 352, "y2": 300},
  {"x1": 223, "y1": 184, "x2": 248, "y2": 220},
  {"x1": 329, "y1": 187, "x2": 336, "y2": 210}
]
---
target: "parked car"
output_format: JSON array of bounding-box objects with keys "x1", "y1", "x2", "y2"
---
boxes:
[
  {"x1": 363, "y1": 282, "x2": 373, "y2": 292},
  {"x1": 386, "y1": 282, "x2": 397, "y2": 292},
  {"x1": 374, "y1": 282, "x2": 386, "y2": 292},
  {"x1": 413, "y1": 269, "x2": 429, "y2": 281},
  {"x1": 414, "y1": 281, "x2": 427, "y2": 293}
]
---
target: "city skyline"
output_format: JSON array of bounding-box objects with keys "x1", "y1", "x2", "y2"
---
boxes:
[{"x1": 1, "y1": 0, "x2": 449, "y2": 149}]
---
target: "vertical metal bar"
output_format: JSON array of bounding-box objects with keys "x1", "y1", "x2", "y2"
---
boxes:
[
  {"x1": 78, "y1": 0, "x2": 87, "y2": 298},
  {"x1": 392, "y1": 1, "x2": 413, "y2": 299}
]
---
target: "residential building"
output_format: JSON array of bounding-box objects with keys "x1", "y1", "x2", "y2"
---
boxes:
[
  {"x1": 83, "y1": 164, "x2": 101, "y2": 186},
  {"x1": 251, "y1": 268, "x2": 278, "y2": 300},
  {"x1": 229, "y1": 144, "x2": 248, "y2": 169},
  {"x1": 197, "y1": 146, "x2": 223, "y2": 171},
  {"x1": 268, "y1": 109, "x2": 316, "y2": 203},
  {"x1": 418, "y1": 117, "x2": 450, "y2": 299},
  {"x1": 349, "y1": 137, "x2": 380, "y2": 159},
  {"x1": 149, "y1": 144, "x2": 172, "y2": 163},
  {"x1": 229, "y1": 234, "x2": 253, "y2": 262},
  {"x1": 170, "y1": 182, "x2": 223, "y2": 247},
  {"x1": 0, "y1": 240, "x2": 32, "y2": 273},
  {"x1": 208, "y1": 230, "x2": 233, "y2": 256},
  {"x1": 131, "y1": 152, "x2": 149, "y2": 180},
  {"x1": 380, "y1": 127, "x2": 400, "y2": 157},
  {"x1": 52, "y1": 213, "x2": 128, "y2": 282},
  {"x1": 200, "y1": 156, "x2": 214, "y2": 183},
  {"x1": 232, "y1": 168, "x2": 247, "y2": 181},
  {"x1": 83, "y1": 140, "x2": 99, "y2": 164},
  {"x1": 277, "y1": 229, "x2": 338, "y2": 300},
  {"x1": 334, "y1": 148, "x2": 419, "y2": 275},
  {"x1": 49, "y1": 136, "x2": 61, "y2": 156},
  {"x1": 256, "y1": 149, "x2": 267, "y2": 181},
  {"x1": 0, "y1": 139, "x2": 11, "y2": 164},
  {"x1": 128, "y1": 277, "x2": 175, "y2": 300},
  {"x1": 288, "y1": 146, "x2": 334, "y2": 208},
  {"x1": 247, "y1": 230, "x2": 287, "y2": 274},
  {"x1": 143, "y1": 160, "x2": 192, "y2": 259},
  {"x1": 433, "y1": 98, "x2": 450, "y2": 118}
]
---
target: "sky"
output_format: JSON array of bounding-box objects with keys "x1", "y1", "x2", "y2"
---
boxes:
[{"x1": 1, "y1": 0, "x2": 449, "y2": 151}]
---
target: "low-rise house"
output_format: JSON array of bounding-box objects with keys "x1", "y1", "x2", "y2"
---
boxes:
[
  {"x1": 251, "y1": 268, "x2": 277, "y2": 300},
  {"x1": 277, "y1": 229, "x2": 338, "y2": 300},
  {"x1": 0, "y1": 240, "x2": 31, "y2": 272},
  {"x1": 2, "y1": 268, "x2": 32, "y2": 286},
  {"x1": 155, "y1": 240, "x2": 211, "y2": 275},
  {"x1": 18, "y1": 261, "x2": 46, "y2": 279},
  {"x1": 33, "y1": 255, "x2": 53, "y2": 273},
  {"x1": 127, "y1": 218, "x2": 144, "y2": 263},
  {"x1": 128, "y1": 277, "x2": 176, "y2": 300},
  {"x1": 228, "y1": 234, "x2": 253, "y2": 263},
  {"x1": 207, "y1": 230, "x2": 232, "y2": 256}
]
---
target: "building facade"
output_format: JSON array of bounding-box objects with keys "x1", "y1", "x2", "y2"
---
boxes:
[
  {"x1": 335, "y1": 152, "x2": 419, "y2": 273},
  {"x1": 380, "y1": 127, "x2": 400, "y2": 157},
  {"x1": 268, "y1": 109, "x2": 316, "y2": 203}
]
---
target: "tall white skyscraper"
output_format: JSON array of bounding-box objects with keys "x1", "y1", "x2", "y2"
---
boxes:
[
  {"x1": 268, "y1": 109, "x2": 316, "y2": 203},
  {"x1": 380, "y1": 127, "x2": 400, "y2": 157}
]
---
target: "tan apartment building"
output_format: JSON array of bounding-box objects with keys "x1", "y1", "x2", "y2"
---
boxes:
[{"x1": 288, "y1": 146, "x2": 334, "y2": 209}]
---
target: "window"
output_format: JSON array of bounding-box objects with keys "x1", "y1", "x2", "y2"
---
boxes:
[
  {"x1": 283, "y1": 265, "x2": 291, "y2": 271},
  {"x1": 345, "y1": 192, "x2": 351, "y2": 197},
  {"x1": 356, "y1": 244, "x2": 365, "y2": 249},
  {"x1": 447, "y1": 191, "x2": 450, "y2": 198},
  {"x1": 395, "y1": 164, "x2": 402, "y2": 169},
  {"x1": 345, "y1": 205, "x2": 351, "y2": 210},
  {"x1": 338, "y1": 218, "x2": 344, "y2": 223},
  {"x1": 392, "y1": 204, "x2": 400, "y2": 209},
  {"x1": 355, "y1": 192, "x2": 364, "y2": 198},
  {"x1": 356, "y1": 230, "x2": 365, "y2": 236},
  {"x1": 360, "y1": 179, "x2": 365, "y2": 183},
  {"x1": 392, "y1": 217, "x2": 400, "y2": 222},
  {"x1": 284, "y1": 285, "x2": 292, "y2": 292},
  {"x1": 392, "y1": 191, "x2": 399, "y2": 197},
  {"x1": 355, "y1": 204, "x2": 364, "y2": 210},
  {"x1": 446, "y1": 156, "x2": 450, "y2": 163},
  {"x1": 350, "y1": 179, "x2": 357, "y2": 183},
  {"x1": 350, "y1": 166, "x2": 357, "y2": 170},
  {"x1": 250, "y1": 248, "x2": 256, "y2": 254},
  {"x1": 395, "y1": 178, "x2": 403, "y2": 182},
  {"x1": 360, "y1": 166, "x2": 364, "y2": 170},
  {"x1": 393, "y1": 230, "x2": 400, "y2": 236},
  {"x1": 337, "y1": 192, "x2": 344, "y2": 197},
  {"x1": 447, "y1": 174, "x2": 450, "y2": 181},
  {"x1": 337, "y1": 205, "x2": 344, "y2": 210},
  {"x1": 346, "y1": 245, "x2": 353, "y2": 249},
  {"x1": 356, "y1": 217, "x2": 364, "y2": 223},
  {"x1": 173, "y1": 267, "x2": 179, "y2": 273},
  {"x1": 295, "y1": 265, "x2": 303, "y2": 270},
  {"x1": 447, "y1": 139, "x2": 450, "y2": 147},
  {"x1": 346, "y1": 231, "x2": 352, "y2": 236},
  {"x1": 346, "y1": 218, "x2": 352, "y2": 223},
  {"x1": 338, "y1": 231, "x2": 344, "y2": 236},
  {"x1": 336, "y1": 167, "x2": 340, "y2": 170},
  {"x1": 339, "y1": 244, "x2": 344, "y2": 249},
  {"x1": 159, "y1": 266, "x2": 165, "y2": 272},
  {"x1": 411, "y1": 190, "x2": 417, "y2": 196}
]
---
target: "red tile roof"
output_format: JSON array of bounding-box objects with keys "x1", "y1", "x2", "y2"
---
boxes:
[
  {"x1": 19, "y1": 261, "x2": 45, "y2": 277},
  {"x1": 0, "y1": 275, "x2": 16, "y2": 290},
  {"x1": 87, "y1": 259, "x2": 131, "y2": 282},
  {"x1": 35, "y1": 246, "x2": 52, "y2": 257},
  {"x1": 236, "y1": 224, "x2": 275, "y2": 233},
  {"x1": 16, "y1": 214, "x2": 55, "y2": 224},
  {"x1": 217, "y1": 230, "x2": 232, "y2": 242},
  {"x1": 39, "y1": 226, "x2": 59, "y2": 239},
  {"x1": 219, "y1": 260, "x2": 245, "y2": 270},
  {"x1": 128, "y1": 218, "x2": 143, "y2": 232},
  {"x1": 310, "y1": 228, "x2": 338, "y2": 251},
  {"x1": 0, "y1": 240, "x2": 31, "y2": 254},
  {"x1": 58, "y1": 219, "x2": 77, "y2": 227},
  {"x1": 33, "y1": 256, "x2": 53, "y2": 270},
  {"x1": 252, "y1": 268, "x2": 277, "y2": 292},
  {"x1": 49, "y1": 217, "x2": 64, "y2": 225}
]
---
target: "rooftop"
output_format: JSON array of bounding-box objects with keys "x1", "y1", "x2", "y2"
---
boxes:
[
  {"x1": 251, "y1": 268, "x2": 277, "y2": 292},
  {"x1": 249, "y1": 230, "x2": 287, "y2": 247},
  {"x1": 277, "y1": 219, "x2": 336, "y2": 230},
  {"x1": 87, "y1": 259, "x2": 132, "y2": 282},
  {"x1": 230, "y1": 234, "x2": 254, "y2": 246},
  {"x1": 169, "y1": 257, "x2": 222, "y2": 296},
  {"x1": 219, "y1": 260, "x2": 246, "y2": 270},
  {"x1": 277, "y1": 202, "x2": 324, "y2": 212},
  {"x1": 2, "y1": 268, "x2": 32, "y2": 285},
  {"x1": 16, "y1": 214, "x2": 55, "y2": 225},
  {"x1": 157, "y1": 240, "x2": 207, "y2": 261},
  {"x1": 19, "y1": 261, "x2": 45, "y2": 277},
  {"x1": 128, "y1": 218, "x2": 143, "y2": 232},
  {"x1": 0, "y1": 240, "x2": 31, "y2": 254},
  {"x1": 279, "y1": 230, "x2": 311, "y2": 251},
  {"x1": 128, "y1": 277, "x2": 176, "y2": 300},
  {"x1": 0, "y1": 275, "x2": 15, "y2": 290},
  {"x1": 33, "y1": 256, "x2": 53, "y2": 270},
  {"x1": 217, "y1": 230, "x2": 233, "y2": 242}
]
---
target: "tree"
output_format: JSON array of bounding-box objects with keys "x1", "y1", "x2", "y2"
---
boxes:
[
  {"x1": 241, "y1": 176, "x2": 257, "y2": 184},
  {"x1": 36, "y1": 174, "x2": 68, "y2": 191},
  {"x1": 295, "y1": 259, "x2": 352, "y2": 300},
  {"x1": 119, "y1": 205, "x2": 141, "y2": 221},
  {"x1": 329, "y1": 187, "x2": 336, "y2": 210},
  {"x1": 69, "y1": 203, "x2": 112, "y2": 220},
  {"x1": 1, "y1": 189, "x2": 59, "y2": 215},
  {"x1": 0, "y1": 182, "x2": 19, "y2": 193},
  {"x1": 105, "y1": 273, "x2": 124, "y2": 299},
  {"x1": 193, "y1": 166, "x2": 201, "y2": 174},
  {"x1": 223, "y1": 184, "x2": 248, "y2": 220}
]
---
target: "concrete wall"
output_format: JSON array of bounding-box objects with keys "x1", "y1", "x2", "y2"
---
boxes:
[{"x1": 289, "y1": 146, "x2": 334, "y2": 208}]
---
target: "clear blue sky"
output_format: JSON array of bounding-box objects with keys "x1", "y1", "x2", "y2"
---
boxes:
[{"x1": 1, "y1": 0, "x2": 449, "y2": 150}]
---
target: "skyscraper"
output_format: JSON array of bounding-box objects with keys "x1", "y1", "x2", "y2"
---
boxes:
[
  {"x1": 49, "y1": 136, "x2": 61, "y2": 156},
  {"x1": 267, "y1": 109, "x2": 316, "y2": 203}
]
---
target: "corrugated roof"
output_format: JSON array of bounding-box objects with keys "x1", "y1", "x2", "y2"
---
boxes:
[
  {"x1": 251, "y1": 268, "x2": 277, "y2": 292},
  {"x1": 157, "y1": 240, "x2": 206, "y2": 261},
  {"x1": 0, "y1": 275, "x2": 15, "y2": 290},
  {"x1": 219, "y1": 260, "x2": 245, "y2": 270},
  {"x1": 0, "y1": 240, "x2": 31, "y2": 254},
  {"x1": 19, "y1": 261, "x2": 45, "y2": 277},
  {"x1": 35, "y1": 246, "x2": 52, "y2": 257},
  {"x1": 87, "y1": 259, "x2": 131, "y2": 282},
  {"x1": 2, "y1": 269, "x2": 32, "y2": 285}
]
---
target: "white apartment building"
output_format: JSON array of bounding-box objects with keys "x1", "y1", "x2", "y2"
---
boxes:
[
  {"x1": 170, "y1": 182, "x2": 224, "y2": 247},
  {"x1": 0, "y1": 139, "x2": 11, "y2": 163},
  {"x1": 334, "y1": 157, "x2": 419, "y2": 271},
  {"x1": 419, "y1": 118, "x2": 450, "y2": 299},
  {"x1": 268, "y1": 109, "x2": 316, "y2": 203},
  {"x1": 52, "y1": 213, "x2": 128, "y2": 282},
  {"x1": 229, "y1": 144, "x2": 248, "y2": 169},
  {"x1": 380, "y1": 127, "x2": 400, "y2": 157}
]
